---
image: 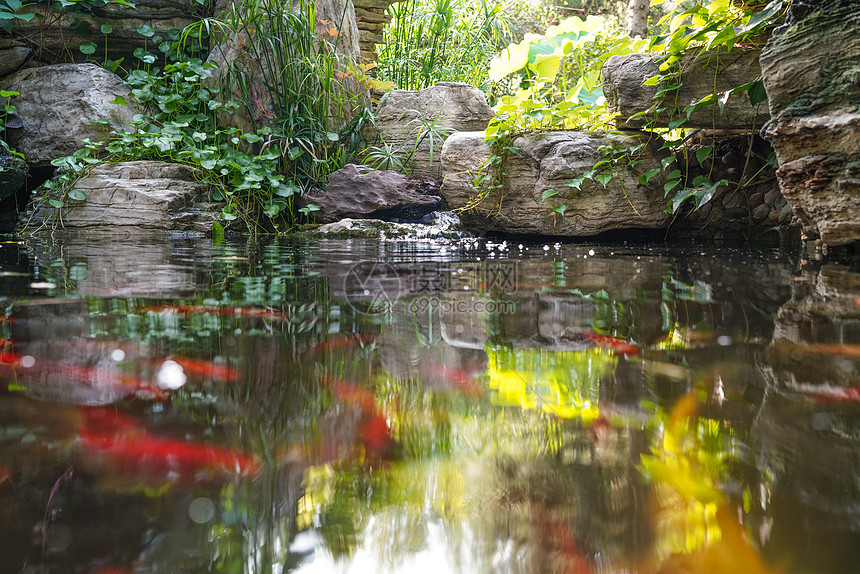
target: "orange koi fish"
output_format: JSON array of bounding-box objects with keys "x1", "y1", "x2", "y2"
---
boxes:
[{"x1": 584, "y1": 332, "x2": 642, "y2": 356}]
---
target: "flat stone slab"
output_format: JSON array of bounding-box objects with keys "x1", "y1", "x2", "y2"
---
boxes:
[{"x1": 20, "y1": 161, "x2": 222, "y2": 233}]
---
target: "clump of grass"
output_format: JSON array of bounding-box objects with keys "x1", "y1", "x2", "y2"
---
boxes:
[
  {"x1": 215, "y1": 0, "x2": 371, "y2": 189},
  {"x1": 375, "y1": 0, "x2": 517, "y2": 92}
]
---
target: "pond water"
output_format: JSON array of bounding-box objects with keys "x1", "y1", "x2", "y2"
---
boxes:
[{"x1": 1, "y1": 233, "x2": 859, "y2": 574}]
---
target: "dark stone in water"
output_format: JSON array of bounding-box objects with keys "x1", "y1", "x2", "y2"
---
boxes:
[{"x1": 303, "y1": 164, "x2": 443, "y2": 223}]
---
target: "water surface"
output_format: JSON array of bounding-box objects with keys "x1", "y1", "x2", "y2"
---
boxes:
[{"x1": 1, "y1": 233, "x2": 858, "y2": 574}]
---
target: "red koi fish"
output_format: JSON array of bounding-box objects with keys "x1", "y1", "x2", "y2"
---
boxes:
[
  {"x1": 78, "y1": 407, "x2": 260, "y2": 480},
  {"x1": 300, "y1": 334, "x2": 375, "y2": 356},
  {"x1": 584, "y1": 332, "x2": 641, "y2": 356},
  {"x1": 145, "y1": 304, "x2": 286, "y2": 321},
  {"x1": 812, "y1": 385, "x2": 860, "y2": 404},
  {"x1": 423, "y1": 362, "x2": 485, "y2": 397},
  {"x1": 328, "y1": 379, "x2": 376, "y2": 413},
  {"x1": 326, "y1": 379, "x2": 398, "y2": 461}
]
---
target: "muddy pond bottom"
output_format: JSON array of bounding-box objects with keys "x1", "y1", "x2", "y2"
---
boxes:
[{"x1": 0, "y1": 233, "x2": 858, "y2": 574}]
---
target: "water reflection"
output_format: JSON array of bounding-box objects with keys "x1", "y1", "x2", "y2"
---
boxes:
[{"x1": 0, "y1": 234, "x2": 858, "y2": 573}]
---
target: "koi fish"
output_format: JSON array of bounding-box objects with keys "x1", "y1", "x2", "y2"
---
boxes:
[
  {"x1": 145, "y1": 304, "x2": 286, "y2": 321},
  {"x1": 326, "y1": 379, "x2": 398, "y2": 461},
  {"x1": 78, "y1": 407, "x2": 260, "y2": 480},
  {"x1": 3, "y1": 354, "x2": 171, "y2": 402},
  {"x1": 811, "y1": 385, "x2": 860, "y2": 404},
  {"x1": 423, "y1": 362, "x2": 485, "y2": 397},
  {"x1": 328, "y1": 379, "x2": 376, "y2": 413},
  {"x1": 584, "y1": 332, "x2": 641, "y2": 356}
]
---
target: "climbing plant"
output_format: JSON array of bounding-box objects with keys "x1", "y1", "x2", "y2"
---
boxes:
[{"x1": 471, "y1": 0, "x2": 790, "y2": 217}]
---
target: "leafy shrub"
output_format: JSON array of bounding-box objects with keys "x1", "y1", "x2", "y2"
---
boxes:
[{"x1": 44, "y1": 0, "x2": 371, "y2": 229}]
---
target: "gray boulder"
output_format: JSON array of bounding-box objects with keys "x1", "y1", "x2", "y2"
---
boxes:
[
  {"x1": 0, "y1": 64, "x2": 136, "y2": 167},
  {"x1": 603, "y1": 48, "x2": 768, "y2": 130},
  {"x1": 441, "y1": 130, "x2": 672, "y2": 237},
  {"x1": 369, "y1": 82, "x2": 495, "y2": 180},
  {"x1": 303, "y1": 163, "x2": 442, "y2": 222},
  {"x1": 21, "y1": 161, "x2": 222, "y2": 233},
  {"x1": 760, "y1": 0, "x2": 860, "y2": 246}
]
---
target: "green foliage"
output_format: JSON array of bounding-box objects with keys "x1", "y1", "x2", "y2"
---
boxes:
[
  {"x1": 44, "y1": 54, "x2": 295, "y2": 227},
  {"x1": 376, "y1": 0, "x2": 517, "y2": 91},
  {"x1": 44, "y1": 0, "x2": 371, "y2": 229},
  {"x1": 643, "y1": 0, "x2": 789, "y2": 215},
  {"x1": 470, "y1": 0, "x2": 790, "y2": 219},
  {"x1": 0, "y1": 0, "x2": 35, "y2": 34},
  {"x1": 0, "y1": 89, "x2": 22, "y2": 158},
  {"x1": 216, "y1": 0, "x2": 370, "y2": 194}
]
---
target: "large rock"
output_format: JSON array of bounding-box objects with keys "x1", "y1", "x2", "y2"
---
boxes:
[
  {"x1": 440, "y1": 130, "x2": 672, "y2": 237},
  {"x1": 0, "y1": 64, "x2": 136, "y2": 167},
  {"x1": 760, "y1": 0, "x2": 860, "y2": 246},
  {"x1": 603, "y1": 48, "x2": 769, "y2": 130},
  {"x1": 9, "y1": 0, "x2": 197, "y2": 67},
  {"x1": 303, "y1": 163, "x2": 442, "y2": 222},
  {"x1": 370, "y1": 82, "x2": 495, "y2": 180},
  {"x1": 20, "y1": 161, "x2": 222, "y2": 232}
]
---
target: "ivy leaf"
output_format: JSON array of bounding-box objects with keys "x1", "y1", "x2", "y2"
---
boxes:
[
  {"x1": 79, "y1": 42, "x2": 97, "y2": 55},
  {"x1": 596, "y1": 173, "x2": 612, "y2": 188},
  {"x1": 275, "y1": 182, "x2": 300, "y2": 197},
  {"x1": 287, "y1": 147, "x2": 303, "y2": 161},
  {"x1": 49, "y1": 199, "x2": 64, "y2": 209},
  {"x1": 109, "y1": 95, "x2": 127, "y2": 106},
  {"x1": 137, "y1": 24, "x2": 155, "y2": 38},
  {"x1": 664, "y1": 179, "x2": 681, "y2": 195},
  {"x1": 541, "y1": 189, "x2": 560, "y2": 201},
  {"x1": 695, "y1": 146, "x2": 713, "y2": 166},
  {"x1": 263, "y1": 203, "x2": 280, "y2": 218},
  {"x1": 748, "y1": 77, "x2": 767, "y2": 106},
  {"x1": 100, "y1": 24, "x2": 112, "y2": 34},
  {"x1": 639, "y1": 168, "x2": 661, "y2": 186},
  {"x1": 553, "y1": 204, "x2": 567, "y2": 216},
  {"x1": 67, "y1": 189, "x2": 86, "y2": 201},
  {"x1": 566, "y1": 177, "x2": 585, "y2": 190},
  {"x1": 661, "y1": 156, "x2": 675, "y2": 169}
]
